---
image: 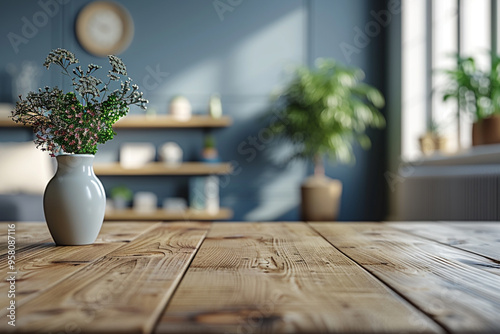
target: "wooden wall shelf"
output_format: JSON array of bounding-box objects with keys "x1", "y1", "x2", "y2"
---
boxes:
[
  {"x1": 113, "y1": 115, "x2": 232, "y2": 128},
  {"x1": 1, "y1": 113, "x2": 235, "y2": 218},
  {"x1": 94, "y1": 162, "x2": 232, "y2": 176},
  {"x1": 0, "y1": 115, "x2": 232, "y2": 128},
  {"x1": 104, "y1": 208, "x2": 233, "y2": 221},
  {"x1": 0, "y1": 119, "x2": 27, "y2": 127}
]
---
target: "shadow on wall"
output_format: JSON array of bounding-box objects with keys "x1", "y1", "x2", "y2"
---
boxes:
[{"x1": 220, "y1": 110, "x2": 306, "y2": 221}]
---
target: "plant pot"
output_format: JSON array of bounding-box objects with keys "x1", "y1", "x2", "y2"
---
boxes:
[
  {"x1": 301, "y1": 175, "x2": 342, "y2": 221},
  {"x1": 481, "y1": 115, "x2": 500, "y2": 145},
  {"x1": 472, "y1": 116, "x2": 500, "y2": 146},
  {"x1": 419, "y1": 134, "x2": 436, "y2": 156},
  {"x1": 43, "y1": 154, "x2": 106, "y2": 245},
  {"x1": 201, "y1": 148, "x2": 219, "y2": 163},
  {"x1": 472, "y1": 121, "x2": 484, "y2": 146},
  {"x1": 419, "y1": 133, "x2": 448, "y2": 155},
  {"x1": 436, "y1": 136, "x2": 447, "y2": 152}
]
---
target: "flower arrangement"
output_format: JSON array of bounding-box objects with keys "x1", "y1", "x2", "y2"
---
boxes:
[{"x1": 11, "y1": 48, "x2": 148, "y2": 155}]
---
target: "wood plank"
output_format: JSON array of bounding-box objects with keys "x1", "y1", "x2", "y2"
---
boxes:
[
  {"x1": 0, "y1": 221, "x2": 156, "y2": 243},
  {"x1": 0, "y1": 222, "x2": 158, "y2": 267},
  {"x1": 105, "y1": 208, "x2": 233, "y2": 221},
  {"x1": 96, "y1": 221, "x2": 158, "y2": 243},
  {"x1": 0, "y1": 222, "x2": 52, "y2": 256},
  {"x1": 0, "y1": 222, "x2": 209, "y2": 334},
  {"x1": 94, "y1": 162, "x2": 233, "y2": 176},
  {"x1": 0, "y1": 221, "x2": 158, "y2": 244},
  {"x1": 156, "y1": 223, "x2": 441, "y2": 334},
  {"x1": 0, "y1": 222, "x2": 157, "y2": 313},
  {"x1": 310, "y1": 222, "x2": 500, "y2": 333},
  {"x1": 388, "y1": 222, "x2": 500, "y2": 261},
  {"x1": 114, "y1": 115, "x2": 232, "y2": 128}
]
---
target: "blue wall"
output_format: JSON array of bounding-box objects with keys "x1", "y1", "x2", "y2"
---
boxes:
[{"x1": 0, "y1": 0, "x2": 389, "y2": 221}]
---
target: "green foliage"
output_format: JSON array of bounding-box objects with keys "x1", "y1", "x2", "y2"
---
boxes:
[
  {"x1": 491, "y1": 54, "x2": 500, "y2": 113},
  {"x1": 442, "y1": 52, "x2": 500, "y2": 121},
  {"x1": 97, "y1": 93, "x2": 129, "y2": 144},
  {"x1": 203, "y1": 133, "x2": 216, "y2": 149},
  {"x1": 110, "y1": 185, "x2": 133, "y2": 200},
  {"x1": 269, "y1": 59, "x2": 385, "y2": 165}
]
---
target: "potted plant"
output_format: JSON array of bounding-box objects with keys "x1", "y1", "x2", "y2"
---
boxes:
[
  {"x1": 419, "y1": 119, "x2": 447, "y2": 156},
  {"x1": 110, "y1": 185, "x2": 133, "y2": 210},
  {"x1": 201, "y1": 133, "x2": 219, "y2": 163},
  {"x1": 269, "y1": 58, "x2": 385, "y2": 221},
  {"x1": 442, "y1": 53, "x2": 500, "y2": 146},
  {"x1": 11, "y1": 48, "x2": 147, "y2": 245}
]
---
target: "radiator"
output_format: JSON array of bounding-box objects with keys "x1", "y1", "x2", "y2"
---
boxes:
[{"x1": 399, "y1": 164, "x2": 500, "y2": 221}]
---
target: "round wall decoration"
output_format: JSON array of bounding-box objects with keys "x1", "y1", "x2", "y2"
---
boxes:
[{"x1": 75, "y1": 1, "x2": 134, "y2": 57}]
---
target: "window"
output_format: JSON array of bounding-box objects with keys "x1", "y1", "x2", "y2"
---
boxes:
[{"x1": 401, "y1": 0, "x2": 499, "y2": 161}]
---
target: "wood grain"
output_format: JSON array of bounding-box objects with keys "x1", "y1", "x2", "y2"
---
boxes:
[
  {"x1": 156, "y1": 223, "x2": 441, "y2": 334},
  {"x1": 96, "y1": 222, "x2": 158, "y2": 243},
  {"x1": 388, "y1": 222, "x2": 500, "y2": 261},
  {"x1": 0, "y1": 222, "x2": 52, "y2": 256},
  {"x1": 310, "y1": 222, "x2": 500, "y2": 333},
  {"x1": 0, "y1": 222, "x2": 157, "y2": 268},
  {"x1": 4, "y1": 222, "x2": 498, "y2": 333},
  {"x1": 0, "y1": 222, "x2": 157, "y2": 313},
  {"x1": 0, "y1": 222, "x2": 209, "y2": 334},
  {"x1": 0, "y1": 221, "x2": 147, "y2": 255}
]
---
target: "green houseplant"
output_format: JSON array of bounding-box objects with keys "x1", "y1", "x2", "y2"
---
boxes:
[
  {"x1": 442, "y1": 53, "x2": 500, "y2": 145},
  {"x1": 270, "y1": 58, "x2": 385, "y2": 221},
  {"x1": 201, "y1": 133, "x2": 219, "y2": 162},
  {"x1": 419, "y1": 118, "x2": 448, "y2": 156},
  {"x1": 111, "y1": 185, "x2": 134, "y2": 210}
]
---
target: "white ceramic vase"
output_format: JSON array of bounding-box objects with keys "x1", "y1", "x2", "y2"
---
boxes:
[{"x1": 43, "y1": 154, "x2": 106, "y2": 246}]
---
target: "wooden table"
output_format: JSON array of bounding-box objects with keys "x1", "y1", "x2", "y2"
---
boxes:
[{"x1": 1, "y1": 222, "x2": 499, "y2": 333}]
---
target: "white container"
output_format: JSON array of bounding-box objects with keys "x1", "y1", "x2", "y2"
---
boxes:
[
  {"x1": 43, "y1": 154, "x2": 105, "y2": 245},
  {"x1": 120, "y1": 143, "x2": 156, "y2": 169},
  {"x1": 159, "y1": 142, "x2": 183, "y2": 165},
  {"x1": 169, "y1": 96, "x2": 192, "y2": 121},
  {"x1": 133, "y1": 192, "x2": 157, "y2": 213},
  {"x1": 205, "y1": 176, "x2": 219, "y2": 214},
  {"x1": 163, "y1": 197, "x2": 187, "y2": 212},
  {"x1": 189, "y1": 176, "x2": 219, "y2": 214}
]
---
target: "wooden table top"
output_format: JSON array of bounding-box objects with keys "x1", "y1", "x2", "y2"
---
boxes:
[{"x1": 1, "y1": 221, "x2": 499, "y2": 334}]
